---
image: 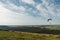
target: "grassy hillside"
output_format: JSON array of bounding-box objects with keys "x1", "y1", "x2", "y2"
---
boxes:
[
  {"x1": 42, "y1": 25, "x2": 60, "y2": 30},
  {"x1": 0, "y1": 30, "x2": 60, "y2": 40}
]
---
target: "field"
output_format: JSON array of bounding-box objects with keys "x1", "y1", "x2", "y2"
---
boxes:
[
  {"x1": 41, "y1": 25, "x2": 60, "y2": 30},
  {"x1": 0, "y1": 30, "x2": 60, "y2": 40}
]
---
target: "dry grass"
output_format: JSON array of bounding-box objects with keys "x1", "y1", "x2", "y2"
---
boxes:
[{"x1": 0, "y1": 30, "x2": 60, "y2": 40}]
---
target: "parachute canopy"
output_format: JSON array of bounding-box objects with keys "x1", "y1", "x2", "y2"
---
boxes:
[{"x1": 47, "y1": 18, "x2": 52, "y2": 22}]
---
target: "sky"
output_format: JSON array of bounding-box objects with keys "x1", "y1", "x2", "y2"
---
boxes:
[{"x1": 0, "y1": 0, "x2": 60, "y2": 25}]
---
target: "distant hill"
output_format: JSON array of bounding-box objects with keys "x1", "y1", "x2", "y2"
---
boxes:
[
  {"x1": 0, "y1": 25, "x2": 60, "y2": 34},
  {"x1": 0, "y1": 25, "x2": 9, "y2": 30}
]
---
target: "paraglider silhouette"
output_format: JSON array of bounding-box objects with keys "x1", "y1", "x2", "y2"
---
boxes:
[{"x1": 47, "y1": 18, "x2": 52, "y2": 24}]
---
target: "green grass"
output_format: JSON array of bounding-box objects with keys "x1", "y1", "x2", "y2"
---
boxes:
[
  {"x1": 41, "y1": 25, "x2": 60, "y2": 30},
  {"x1": 0, "y1": 30, "x2": 60, "y2": 40}
]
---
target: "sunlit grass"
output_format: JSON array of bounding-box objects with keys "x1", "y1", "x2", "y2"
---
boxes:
[{"x1": 0, "y1": 30, "x2": 60, "y2": 40}]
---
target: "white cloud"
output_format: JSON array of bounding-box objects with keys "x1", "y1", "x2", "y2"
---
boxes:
[
  {"x1": 0, "y1": 2, "x2": 43, "y2": 25},
  {"x1": 1, "y1": 1, "x2": 27, "y2": 16},
  {"x1": 0, "y1": 3, "x2": 24, "y2": 25},
  {"x1": 36, "y1": 4, "x2": 48, "y2": 16},
  {"x1": 0, "y1": 0, "x2": 60, "y2": 25},
  {"x1": 4, "y1": 2, "x2": 26, "y2": 12},
  {"x1": 19, "y1": 6, "x2": 26, "y2": 11},
  {"x1": 21, "y1": 0, "x2": 35, "y2": 5},
  {"x1": 35, "y1": 0, "x2": 60, "y2": 18}
]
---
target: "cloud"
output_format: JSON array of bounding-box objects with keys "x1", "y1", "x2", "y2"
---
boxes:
[
  {"x1": 0, "y1": 0, "x2": 60, "y2": 25},
  {"x1": 21, "y1": 0, "x2": 35, "y2": 5},
  {"x1": 0, "y1": 2, "x2": 42, "y2": 25},
  {"x1": 0, "y1": 0, "x2": 60, "y2": 17},
  {"x1": 0, "y1": 2, "x2": 27, "y2": 25},
  {"x1": 4, "y1": 3, "x2": 26, "y2": 13},
  {"x1": 0, "y1": 3, "x2": 15, "y2": 24},
  {"x1": 35, "y1": 0, "x2": 60, "y2": 18}
]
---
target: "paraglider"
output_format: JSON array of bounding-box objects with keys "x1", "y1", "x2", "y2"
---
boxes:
[
  {"x1": 47, "y1": 18, "x2": 52, "y2": 22},
  {"x1": 47, "y1": 18, "x2": 52, "y2": 24}
]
